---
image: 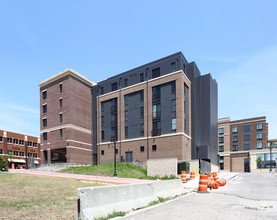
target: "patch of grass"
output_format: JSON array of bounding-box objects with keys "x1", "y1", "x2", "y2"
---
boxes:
[
  {"x1": 0, "y1": 172, "x2": 103, "y2": 219},
  {"x1": 95, "y1": 211, "x2": 126, "y2": 220},
  {"x1": 148, "y1": 197, "x2": 170, "y2": 206},
  {"x1": 59, "y1": 163, "x2": 177, "y2": 180}
]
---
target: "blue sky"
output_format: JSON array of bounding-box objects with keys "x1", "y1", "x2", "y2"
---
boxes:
[{"x1": 0, "y1": 0, "x2": 276, "y2": 138}]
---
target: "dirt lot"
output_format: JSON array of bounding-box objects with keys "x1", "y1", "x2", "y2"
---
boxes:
[{"x1": 0, "y1": 172, "x2": 103, "y2": 219}]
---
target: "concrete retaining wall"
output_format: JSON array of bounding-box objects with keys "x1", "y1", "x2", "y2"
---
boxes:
[
  {"x1": 75, "y1": 179, "x2": 184, "y2": 220},
  {"x1": 147, "y1": 158, "x2": 177, "y2": 177}
]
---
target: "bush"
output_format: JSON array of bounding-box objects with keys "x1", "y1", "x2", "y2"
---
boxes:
[{"x1": 0, "y1": 156, "x2": 6, "y2": 171}]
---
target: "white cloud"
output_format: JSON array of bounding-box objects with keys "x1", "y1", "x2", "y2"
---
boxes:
[{"x1": 218, "y1": 45, "x2": 277, "y2": 139}]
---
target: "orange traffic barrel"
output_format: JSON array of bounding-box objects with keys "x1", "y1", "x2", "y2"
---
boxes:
[
  {"x1": 217, "y1": 178, "x2": 227, "y2": 186},
  {"x1": 213, "y1": 173, "x2": 219, "y2": 182},
  {"x1": 20, "y1": 165, "x2": 23, "y2": 169},
  {"x1": 198, "y1": 174, "x2": 208, "y2": 193},
  {"x1": 11, "y1": 163, "x2": 15, "y2": 169},
  {"x1": 190, "y1": 171, "x2": 195, "y2": 180},
  {"x1": 207, "y1": 173, "x2": 213, "y2": 180},
  {"x1": 181, "y1": 171, "x2": 186, "y2": 183},
  {"x1": 207, "y1": 180, "x2": 219, "y2": 189}
]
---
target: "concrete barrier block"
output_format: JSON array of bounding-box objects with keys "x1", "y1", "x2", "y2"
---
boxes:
[{"x1": 152, "y1": 179, "x2": 184, "y2": 198}]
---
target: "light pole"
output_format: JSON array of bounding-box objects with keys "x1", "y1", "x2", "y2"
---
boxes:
[
  {"x1": 268, "y1": 145, "x2": 273, "y2": 172},
  {"x1": 113, "y1": 140, "x2": 117, "y2": 177}
]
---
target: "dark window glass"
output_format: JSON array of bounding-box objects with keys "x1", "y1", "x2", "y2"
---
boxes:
[
  {"x1": 152, "y1": 145, "x2": 157, "y2": 151},
  {"x1": 60, "y1": 99, "x2": 63, "y2": 108},
  {"x1": 59, "y1": 84, "x2": 63, "y2": 93},
  {"x1": 101, "y1": 116, "x2": 104, "y2": 126},
  {"x1": 152, "y1": 121, "x2": 161, "y2": 136},
  {"x1": 42, "y1": 91, "x2": 47, "y2": 100},
  {"x1": 140, "y1": 124, "x2": 144, "y2": 137},
  {"x1": 232, "y1": 136, "x2": 238, "y2": 143},
  {"x1": 125, "y1": 126, "x2": 128, "y2": 138},
  {"x1": 101, "y1": 102, "x2": 104, "y2": 112},
  {"x1": 60, "y1": 129, "x2": 63, "y2": 138},
  {"x1": 219, "y1": 156, "x2": 224, "y2": 170},
  {"x1": 140, "y1": 146, "x2": 144, "y2": 152},
  {"x1": 43, "y1": 118, "x2": 47, "y2": 127},
  {"x1": 124, "y1": 78, "x2": 128, "y2": 87},
  {"x1": 219, "y1": 128, "x2": 224, "y2": 135},
  {"x1": 20, "y1": 152, "x2": 24, "y2": 156},
  {"x1": 140, "y1": 107, "x2": 144, "y2": 119},
  {"x1": 140, "y1": 73, "x2": 144, "y2": 82},
  {"x1": 60, "y1": 114, "x2": 63, "y2": 124},
  {"x1": 101, "y1": 131, "x2": 104, "y2": 140},
  {"x1": 219, "y1": 137, "x2": 224, "y2": 143},
  {"x1": 125, "y1": 95, "x2": 128, "y2": 106},
  {"x1": 244, "y1": 125, "x2": 250, "y2": 133},
  {"x1": 13, "y1": 151, "x2": 18, "y2": 156},
  {"x1": 219, "y1": 146, "x2": 224, "y2": 152},
  {"x1": 244, "y1": 134, "x2": 250, "y2": 142},
  {"x1": 171, "y1": 99, "x2": 176, "y2": 112},
  {"x1": 115, "y1": 149, "x2": 118, "y2": 154},
  {"x1": 257, "y1": 143, "x2": 262, "y2": 149},
  {"x1": 244, "y1": 144, "x2": 250, "y2": 150},
  {"x1": 257, "y1": 133, "x2": 263, "y2": 140},
  {"x1": 171, "y1": 62, "x2": 176, "y2": 72},
  {"x1": 152, "y1": 67, "x2": 160, "y2": 78},
  {"x1": 43, "y1": 132, "x2": 47, "y2": 141},
  {"x1": 13, "y1": 139, "x2": 18, "y2": 144},
  {"x1": 152, "y1": 86, "x2": 160, "y2": 102},
  {"x1": 232, "y1": 127, "x2": 238, "y2": 133},
  {"x1": 111, "y1": 128, "x2": 117, "y2": 141},
  {"x1": 171, "y1": 81, "x2": 176, "y2": 94},
  {"x1": 111, "y1": 82, "x2": 118, "y2": 91},
  {"x1": 232, "y1": 145, "x2": 238, "y2": 151},
  {"x1": 100, "y1": 87, "x2": 104, "y2": 95},
  {"x1": 43, "y1": 105, "x2": 47, "y2": 113},
  {"x1": 125, "y1": 111, "x2": 128, "y2": 122},
  {"x1": 257, "y1": 123, "x2": 263, "y2": 130},
  {"x1": 140, "y1": 91, "x2": 144, "y2": 102},
  {"x1": 111, "y1": 98, "x2": 117, "y2": 112},
  {"x1": 7, "y1": 138, "x2": 12, "y2": 144},
  {"x1": 101, "y1": 150, "x2": 104, "y2": 155}
]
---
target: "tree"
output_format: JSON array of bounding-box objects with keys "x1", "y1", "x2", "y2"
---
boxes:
[
  {"x1": 3, "y1": 152, "x2": 13, "y2": 171},
  {"x1": 0, "y1": 156, "x2": 5, "y2": 171},
  {"x1": 256, "y1": 155, "x2": 262, "y2": 172}
]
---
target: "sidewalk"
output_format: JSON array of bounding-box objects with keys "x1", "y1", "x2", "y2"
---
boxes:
[{"x1": 8, "y1": 169, "x2": 153, "y2": 185}]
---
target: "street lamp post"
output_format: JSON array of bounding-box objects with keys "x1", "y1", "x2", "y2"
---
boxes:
[
  {"x1": 113, "y1": 140, "x2": 117, "y2": 177},
  {"x1": 268, "y1": 145, "x2": 273, "y2": 172}
]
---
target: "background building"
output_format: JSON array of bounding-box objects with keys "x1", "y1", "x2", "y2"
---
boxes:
[
  {"x1": 40, "y1": 52, "x2": 218, "y2": 171},
  {"x1": 0, "y1": 129, "x2": 40, "y2": 168},
  {"x1": 218, "y1": 116, "x2": 276, "y2": 172}
]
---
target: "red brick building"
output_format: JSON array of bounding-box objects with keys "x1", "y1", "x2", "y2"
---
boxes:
[
  {"x1": 39, "y1": 68, "x2": 95, "y2": 164},
  {"x1": 0, "y1": 129, "x2": 40, "y2": 168}
]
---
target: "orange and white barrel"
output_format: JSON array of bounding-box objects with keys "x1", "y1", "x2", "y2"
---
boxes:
[
  {"x1": 217, "y1": 178, "x2": 227, "y2": 186},
  {"x1": 207, "y1": 180, "x2": 219, "y2": 189},
  {"x1": 181, "y1": 171, "x2": 186, "y2": 183},
  {"x1": 198, "y1": 174, "x2": 208, "y2": 193},
  {"x1": 213, "y1": 173, "x2": 219, "y2": 182},
  {"x1": 190, "y1": 171, "x2": 195, "y2": 180},
  {"x1": 11, "y1": 163, "x2": 15, "y2": 169}
]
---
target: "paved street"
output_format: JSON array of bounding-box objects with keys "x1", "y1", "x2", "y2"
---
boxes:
[{"x1": 120, "y1": 173, "x2": 277, "y2": 220}]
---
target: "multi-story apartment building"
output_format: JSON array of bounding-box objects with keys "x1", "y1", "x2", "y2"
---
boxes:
[
  {"x1": 39, "y1": 69, "x2": 95, "y2": 164},
  {"x1": 218, "y1": 117, "x2": 274, "y2": 172},
  {"x1": 0, "y1": 129, "x2": 40, "y2": 168},
  {"x1": 40, "y1": 52, "x2": 218, "y2": 170}
]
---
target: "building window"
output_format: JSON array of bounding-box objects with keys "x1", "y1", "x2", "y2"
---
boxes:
[
  {"x1": 0, "y1": 149, "x2": 2, "y2": 154},
  {"x1": 43, "y1": 104, "x2": 47, "y2": 114},
  {"x1": 219, "y1": 156, "x2": 224, "y2": 170},
  {"x1": 219, "y1": 145, "x2": 224, "y2": 152},
  {"x1": 125, "y1": 95, "x2": 128, "y2": 106},
  {"x1": 42, "y1": 91, "x2": 47, "y2": 100},
  {"x1": 0, "y1": 136, "x2": 2, "y2": 142},
  {"x1": 43, "y1": 118, "x2": 47, "y2": 127},
  {"x1": 152, "y1": 121, "x2": 161, "y2": 136},
  {"x1": 257, "y1": 123, "x2": 263, "y2": 131},
  {"x1": 257, "y1": 133, "x2": 263, "y2": 140},
  {"x1": 232, "y1": 145, "x2": 238, "y2": 151},
  {"x1": 244, "y1": 134, "x2": 250, "y2": 142},
  {"x1": 13, "y1": 151, "x2": 18, "y2": 156},
  {"x1": 140, "y1": 73, "x2": 144, "y2": 82},
  {"x1": 171, "y1": 99, "x2": 176, "y2": 112},
  {"x1": 8, "y1": 150, "x2": 12, "y2": 155},
  {"x1": 100, "y1": 87, "x2": 104, "y2": 95},
  {"x1": 20, "y1": 152, "x2": 24, "y2": 157},
  {"x1": 28, "y1": 141, "x2": 32, "y2": 147},
  {"x1": 101, "y1": 116, "x2": 104, "y2": 126},
  {"x1": 140, "y1": 146, "x2": 144, "y2": 152},
  {"x1": 232, "y1": 136, "x2": 238, "y2": 143},
  {"x1": 59, "y1": 83, "x2": 63, "y2": 93},
  {"x1": 111, "y1": 128, "x2": 117, "y2": 141},
  {"x1": 152, "y1": 145, "x2": 157, "y2": 151},
  {"x1": 257, "y1": 153, "x2": 277, "y2": 168},
  {"x1": 171, "y1": 62, "x2": 176, "y2": 72},
  {"x1": 101, "y1": 131, "x2": 104, "y2": 140},
  {"x1": 7, "y1": 138, "x2": 12, "y2": 144},
  {"x1": 43, "y1": 132, "x2": 47, "y2": 141},
  {"x1": 257, "y1": 142, "x2": 263, "y2": 149},
  {"x1": 219, "y1": 137, "x2": 224, "y2": 144},
  {"x1": 244, "y1": 144, "x2": 250, "y2": 150},
  {"x1": 60, "y1": 98, "x2": 63, "y2": 108},
  {"x1": 140, "y1": 107, "x2": 144, "y2": 119},
  {"x1": 115, "y1": 149, "x2": 118, "y2": 154},
  {"x1": 125, "y1": 126, "x2": 128, "y2": 139},
  {"x1": 60, "y1": 129, "x2": 63, "y2": 139},
  {"x1": 101, "y1": 150, "x2": 104, "y2": 155},
  {"x1": 60, "y1": 113, "x2": 63, "y2": 124},
  {"x1": 218, "y1": 128, "x2": 224, "y2": 135},
  {"x1": 152, "y1": 67, "x2": 160, "y2": 78},
  {"x1": 172, "y1": 118, "x2": 176, "y2": 131},
  {"x1": 171, "y1": 81, "x2": 176, "y2": 94},
  {"x1": 152, "y1": 86, "x2": 161, "y2": 103},
  {"x1": 101, "y1": 102, "x2": 104, "y2": 112},
  {"x1": 140, "y1": 124, "x2": 144, "y2": 137},
  {"x1": 232, "y1": 127, "x2": 238, "y2": 133},
  {"x1": 19, "y1": 140, "x2": 24, "y2": 145},
  {"x1": 140, "y1": 91, "x2": 144, "y2": 102},
  {"x1": 124, "y1": 78, "x2": 128, "y2": 87},
  {"x1": 33, "y1": 142, "x2": 37, "y2": 148},
  {"x1": 244, "y1": 125, "x2": 250, "y2": 133},
  {"x1": 125, "y1": 111, "x2": 128, "y2": 122},
  {"x1": 33, "y1": 153, "x2": 38, "y2": 158},
  {"x1": 111, "y1": 82, "x2": 118, "y2": 91},
  {"x1": 28, "y1": 153, "x2": 32, "y2": 157},
  {"x1": 13, "y1": 139, "x2": 18, "y2": 144},
  {"x1": 152, "y1": 104, "x2": 161, "y2": 119}
]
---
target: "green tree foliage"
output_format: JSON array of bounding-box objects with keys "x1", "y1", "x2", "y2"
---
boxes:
[{"x1": 256, "y1": 155, "x2": 262, "y2": 170}]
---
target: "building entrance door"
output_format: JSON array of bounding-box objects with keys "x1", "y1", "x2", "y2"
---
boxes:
[
  {"x1": 125, "y1": 151, "x2": 133, "y2": 163},
  {"x1": 244, "y1": 158, "x2": 250, "y2": 172}
]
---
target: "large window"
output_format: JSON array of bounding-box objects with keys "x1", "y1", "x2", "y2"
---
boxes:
[
  {"x1": 20, "y1": 152, "x2": 24, "y2": 156},
  {"x1": 257, "y1": 123, "x2": 263, "y2": 131},
  {"x1": 152, "y1": 145, "x2": 157, "y2": 151},
  {"x1": 43, "y1": 132, "x2": 47, "y2": 141},
  {"x1": 232, "y1": 127, "x2": 238, "y2": 133},
  {"x1": 219, "y1": 156, "x2": 224, "y2": 170},
  {"x1": 257, "y1": 133, "x2": 263, "y2": 140},
  {"x1": 219, "y1": 145, "x2": 224, "y2": 152},
  {"x1": 244, "y1": 134, "x2": 250, "y2": 142},
  {"x1": 152, "y1": 121, "x2": 161, "y2": 136},
  {"x1": 19, "y1": 140, "x2": 24, "y2": 145},
  {"x1": 43, "y1": 118, "x2": 47, "y2": 127},
  {"x1": 43, "y1": 104, "x2": 47, "y2": 114},
  {"x1": 244, "y1": 144, "x2": 250, "y2": 150},
  {"x1": 219, "y1": 128, "x2": 224, "y2": 135},
  {"x1": 171, "y1": 118, "x2": 176, "y2": 131},
  {"x1": 42, "y1": 91, "x2": 47, "y2": 100},
  {"x1": 232, "y1": 145, "x2": 238, "y2": 151},
  {"x1": 232, "y1": 136, "x2": 238, "y2": 143},
  {"x1": 171, "y1": 62, "x2": 176, "y2": 72},
  {"x1": 257, "y1": 142, "x2": 263, "y2": 149},
  {"x1": 257, "y1": 153, "x2": 277, "y2": 168},
  {"x1": 140, "y1": 146, "x2": 144, "y2": 152},
  {"x1": 152, "y1": 67, "x2": 160, "y2": 78},
  {"x1": 152, "y1": 86, "x2": 160, "y2": 102},
  {"x1": 219, "y1": 137, "x2": 224, "y2": 144},
  {"x1": 7, "y1": 138, "x2": 12, "y2": 144},
  {"x1": 13, "y1": 151, "x2": 18, "y2": 156},
  {"x1": 13, "y1": 139, "x2": 18, "y2": 144},
  {"x1": 152, "y1": 104, "x2": 161, "y2": 119},
  {"x1": 244, "y1": 125, "x2": 250, "y2": 133}
]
